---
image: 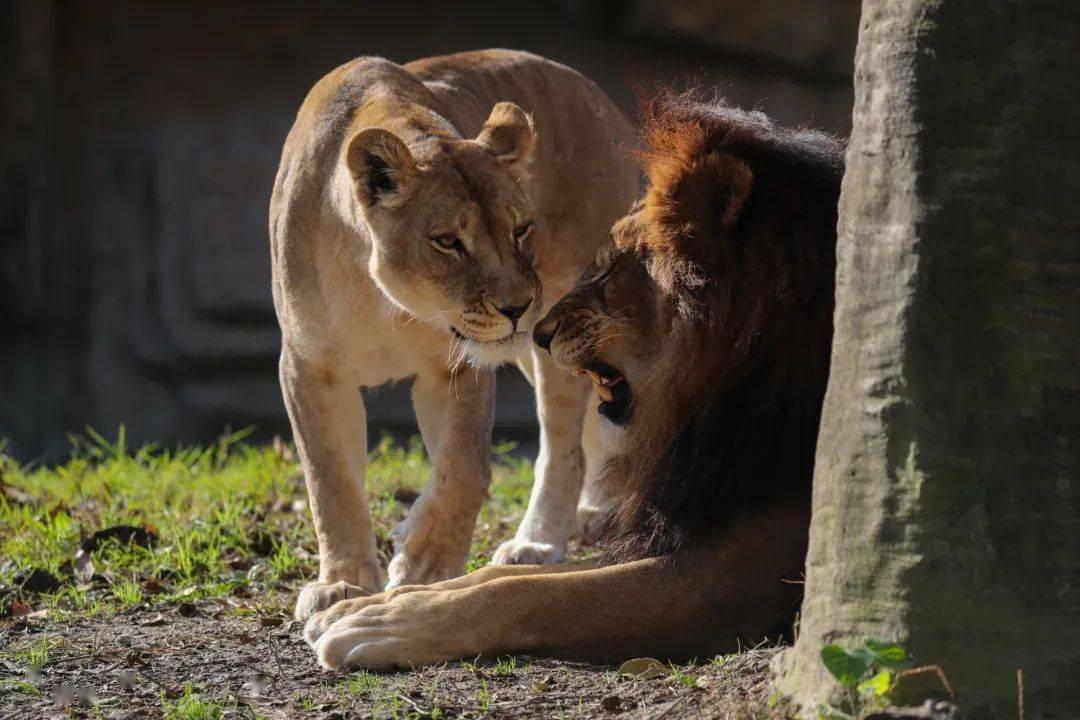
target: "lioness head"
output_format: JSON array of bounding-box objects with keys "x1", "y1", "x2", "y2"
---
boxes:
[{"x1": 345, "y1": 102, "x2": 542, "y2": 365}]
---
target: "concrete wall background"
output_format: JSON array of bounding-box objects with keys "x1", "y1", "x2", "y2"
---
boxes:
[{"x1": 1, "y1": 0, "x2": 857, "y2": 461}]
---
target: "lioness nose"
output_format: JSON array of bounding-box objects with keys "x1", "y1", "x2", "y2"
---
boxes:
[
  {"x1": 496, "y1": 300, "x2": 532, "y2": 328},
  {"x1": 533, "y1": 314, "x2": 560, "y2": 352}
]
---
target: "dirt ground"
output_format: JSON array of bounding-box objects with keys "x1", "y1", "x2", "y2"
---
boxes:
[{"x1": 0, "y1": 592, "x2": 778, "y2": 719}]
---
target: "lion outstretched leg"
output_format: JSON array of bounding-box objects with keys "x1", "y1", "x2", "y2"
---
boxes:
[
  {"x1": 281, "y1": 347, "x2": 384, "y2": 621},
  {"x1": 308, "y1": 505, "x2": 809, "y2": 669},
  {"x1": 304, "y1": 558, "x2": 600, "y2": 643},
  {"x1": 386, "y1": 366, "x2": 495, "y2": 588},
  {"x1": 493, "y1": 347, "x2": 592, "y2": 565}
]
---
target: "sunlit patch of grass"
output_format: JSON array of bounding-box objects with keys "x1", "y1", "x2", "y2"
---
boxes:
[
  {"x1": 492, "y1": 656, "x2": 517, "y2": 676},
  {"x1": 1, "y1": 635, "x2": 60, "y2": 670},
  {"x1": 162, "y1": 685, "x2": 225, "y2": 720},
  {"x1": 111, "y1": 578, "x2": 144, "y2": 607},
  {"x1": 476, "y1": 677, "x2": 493, "y2": 713},
  {"x1": 343, "y1": 670, "x2": 382, "y2": 698},
  {"x1": 1, "y1": 428, "x2": 534, "y2": 618},
  {"x1": 2, "y1": 680, "x2": 42, "y2": 697}
]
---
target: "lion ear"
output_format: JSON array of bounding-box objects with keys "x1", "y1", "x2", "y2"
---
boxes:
[
  {"x1": 475, "y1": 102, "x2": 535, "y2": 165},
  {"x1": 708, "y1": 154, "x2": 753, "y2": 231},
  {"x1": 646, "y1": 151, "x2": 753, "y2": 236},
  {"x1": 345, "y1": 128, "x2": 419, "y2": 209}
]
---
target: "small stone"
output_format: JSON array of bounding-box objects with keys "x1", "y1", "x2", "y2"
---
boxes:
[{"x1": 176, "y1": 602, "x2": 199, "y2": 617}]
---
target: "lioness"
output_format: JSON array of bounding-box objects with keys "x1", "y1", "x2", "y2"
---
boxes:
[
  {"x1": 302, "y1": 92, "x2": 844, "y2": 668},
  {"x1": 271, "y1": 50, "x2": 638, "y2": 620}
]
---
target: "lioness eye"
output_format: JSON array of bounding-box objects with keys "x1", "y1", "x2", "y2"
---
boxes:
[
  {"x1": 431, "y1": 233, "x2": 467, "y2": 257},
  {"x1": 512, "y1": 221, "x2": 534, "y2": 248}
]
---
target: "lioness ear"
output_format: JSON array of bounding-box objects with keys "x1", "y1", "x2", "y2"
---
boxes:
[
  {"x1": 345, "y1": 128, "x2": 419, "y2": 209},
  {"x1": 475, "y1": 102, "x2": 535, "y2": 164}
]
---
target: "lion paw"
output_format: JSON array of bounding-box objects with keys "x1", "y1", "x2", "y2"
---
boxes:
[
  {"x1": 491, "y1": 539, "x2": 565, "y2": 565},
  {"x1": 294, "y1": 580, "x2": 375, "y2": 622},
  {"x1": 307, "y1": 592, "x2": 443, "y2": 670}
]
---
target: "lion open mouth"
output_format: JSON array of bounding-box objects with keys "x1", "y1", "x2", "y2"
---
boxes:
[{"x1": 573, "y1": 362, "x2": 633, "y2": 425}]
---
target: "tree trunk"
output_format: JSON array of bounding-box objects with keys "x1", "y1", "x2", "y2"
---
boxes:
[{"x1": 777, "y1": 1, "x2": 1080, "y2": 717}]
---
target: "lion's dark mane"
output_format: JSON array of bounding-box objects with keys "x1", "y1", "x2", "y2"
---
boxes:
[{"x1": 603, "y1": 92, "x2": 844, "y2": 562}]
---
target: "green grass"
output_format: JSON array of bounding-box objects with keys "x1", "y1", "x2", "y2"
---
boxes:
[
  {"x1": 162, "y1": 685, "x2": 225, "y2": 720},
  {"x1": 0, "y1": 429, "x2": 534, "y2": 619},
  {"x1": 492, "y1": 655, "x2": 517, "y2": 676},
  {"x1": 1, "y1": 635, "x2": 60, "y2": 669},
  {"x1": 343, "y1": 670, "x2": 382, "y2": 698}
]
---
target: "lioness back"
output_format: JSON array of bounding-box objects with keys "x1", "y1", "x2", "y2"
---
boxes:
[{"x1": 272, "y1": 49, "x2": 639, "y2": 335}]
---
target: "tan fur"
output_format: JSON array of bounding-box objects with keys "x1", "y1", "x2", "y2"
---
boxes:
[
  {"x1": 271, "y1": 50, "x2": 638, "y2": 620},
  {"x1": 300, "y1": 92, "x2": 842, "y2": 670}
]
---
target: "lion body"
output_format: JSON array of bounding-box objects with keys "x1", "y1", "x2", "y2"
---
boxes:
[
  {"x1": 272, "y1": 50, "x2": 638, "y2": 619},
  {"x1": 302, "y1": 92, "x2": 846, "y2": 669}
]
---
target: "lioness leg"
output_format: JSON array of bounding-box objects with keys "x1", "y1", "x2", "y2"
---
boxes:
[
  {"x1": 493, "y1": 347, "x2": 591, "y2": 565},
  {"x1": 386, "y1": 367, "x2": 495, "y2": 587},
  {"x1": 576, "y1": 399, "x2": 622, "y2": 543},
  {"x1": 309, "y1": 504, "x2": 809, "y2": 669},
  {"x1": 281, "y1": 347, "x2": 383, "y2": 621}
]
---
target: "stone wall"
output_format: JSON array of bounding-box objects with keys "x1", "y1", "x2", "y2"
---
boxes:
[{"x1": 1, "y1": 0, "x2": 857, "y2": 460}]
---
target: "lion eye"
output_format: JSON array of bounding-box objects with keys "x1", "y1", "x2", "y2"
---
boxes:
[
  {"x1": 512, "y1": 221, "x2": 534, "y2": 248},
  {"x1": 431, "y1": 233, "x2": 467, "y2": 257}
]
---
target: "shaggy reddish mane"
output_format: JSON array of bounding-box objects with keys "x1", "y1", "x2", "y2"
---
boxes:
[{"x1": 602, "y1": 91, "x2": 845, "y2": 562}]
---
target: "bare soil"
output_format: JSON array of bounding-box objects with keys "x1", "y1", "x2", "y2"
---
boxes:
[{"x1": 0, "y1": 594, "x2": 778, "y2": 719}]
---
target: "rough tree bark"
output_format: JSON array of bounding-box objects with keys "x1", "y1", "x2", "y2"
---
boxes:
[{"x1": 777, "y1": 1, "x2": 1079, "y2": 717}]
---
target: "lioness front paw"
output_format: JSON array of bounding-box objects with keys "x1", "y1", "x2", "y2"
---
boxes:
[
  {"x1": 491, "y1": 539, "x2": 564, "y2": 565},
  {"x1": 294, "y1": 580, "x2": 375, "y2": 622},
  {"x1": 575, "y1": 504, "x2": 610, "y2": 545}
]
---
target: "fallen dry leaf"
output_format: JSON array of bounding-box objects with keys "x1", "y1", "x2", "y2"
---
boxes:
[{"x1": 618, "y1": 657, "x2": 668, "y2": 681}]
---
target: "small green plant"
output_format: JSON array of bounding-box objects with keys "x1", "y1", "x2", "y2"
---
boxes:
[
  {"x1": 4, "y1": 680, "x2": 42, "y2": 697},
  {"x1": 476, "y1": 678, "x2": 492, "y2": 713},
  {"x1": 268, "y1": 541, "x2": 302, "y2": 579},
  {"x1": 492, "y1": 656, "x2": 517, "y2": 676},
  {"x1": 668, "y1": 660, "x2": 700, "y2": 688},
  {"x1": 162, "y1": 685, "x2": 224, "y2": 720},
  {"x1": 112, "y1": 578, "x2": 144, "y2": 607},
  {"x1": 818, "y1": 639, "x2": 914, "y2": 719},
  {"x1": 9, "y1": 636, "x2": 59, "y2": 670},
  {"x1": 343, "y1": 670, "x2": 381, "y2": 698}
]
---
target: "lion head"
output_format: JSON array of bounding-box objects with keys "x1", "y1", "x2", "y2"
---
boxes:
[
  {"x1": 345, "y1": 102, "x2": 542, "y2": 365},
  {"x1": 535, "y1": 91, "x2": 845, "y2": 559}
]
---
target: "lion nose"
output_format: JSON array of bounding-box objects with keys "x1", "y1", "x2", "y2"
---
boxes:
[
  {"x1": 496, "y1": 300, "x2": 532, "y2": 329},
  {"x1": 533, "y1": 314, "x2": 560, "y2": 352}
]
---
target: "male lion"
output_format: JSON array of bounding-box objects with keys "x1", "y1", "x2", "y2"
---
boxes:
[
  {"x1": 301, "y1": 92, "x2": 845, "y2": 669},
  {"x1": 271, "y1": 50, "x2": 638, "y2": 620}
]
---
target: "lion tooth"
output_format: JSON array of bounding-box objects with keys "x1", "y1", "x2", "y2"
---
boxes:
[{"x1": 596, "y1": 384, "x2": 614, "y2": 402}]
